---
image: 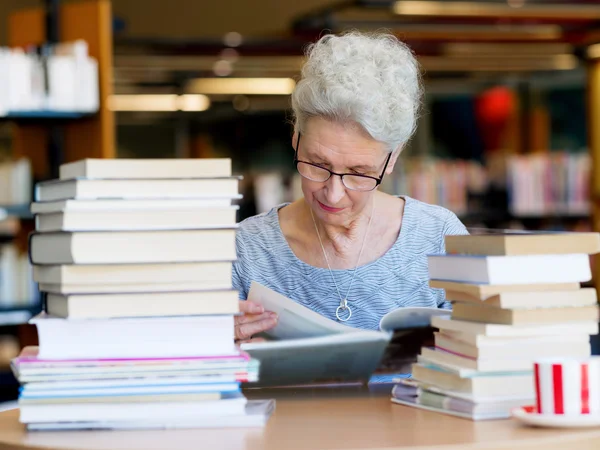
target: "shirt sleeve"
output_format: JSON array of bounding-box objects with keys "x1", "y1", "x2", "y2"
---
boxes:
[
  {"x1": 232, "y1": 231, "x2": 250, "y2": 300},
  {"x1": 435, "y1": 211, "x2": 469, "y2": 309}
]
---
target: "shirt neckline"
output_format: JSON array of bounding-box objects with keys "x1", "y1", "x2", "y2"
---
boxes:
[{"x1": 271, "y1": 195, "x2": 412, "y2": 273}]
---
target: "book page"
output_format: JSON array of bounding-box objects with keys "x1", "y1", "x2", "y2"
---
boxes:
[{"x1": 246, "y1": 281, "x2": 357, "y2": 340}]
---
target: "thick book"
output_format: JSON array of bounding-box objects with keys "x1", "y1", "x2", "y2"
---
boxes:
[
  {"x1": 20, "y1": 380, "x2": 240, "y2": 401},
  {"x1": 427, "y1": 253, "x2": 591, "y2": 285},
  {"x1": 46, "y1": 290, "x2": 239, "y2": 319},
  {"x1": 31, "y1": 314, "x2": 237, "y2": 360},
  {"x1": 12, "y1": 354, "x2": 256, "y2": 383},
  {"x1": 419, "y1": 347, "x2": 539, "y2": 373},
  {"x1": 34, "y1": 207, "x2": 238, "y2": 232},
  {"x1": 430, "y1": 316, "x2": 599, "y2": 337},
  {"x1": 444, "y1": 231, "x2": 600, "y2": 256},
  {"x1": 26, "y1": 399, "x2": 275, "y2": 430},
  {"x1": 33, "y1": 261, "x2": 233, "y2": 285},
  {"x1": 451, "y1": 302, "x2": 599, "y2": 326},
  {"x1": 429, "y1": 280, "x2": 581, "y2": 300},
  {"x1": 20, "y1": 392, "x2": 246, "y2": 423},
  {"x1": 29, "y1": 229, "x2": 237, "y2": 264},
  {"x1": 35, "y1": 177, "x2": 240, "y2": 202},
  {"x1": 442, "y1": 287, "x2": 596, "y2": 309},
  {"x1": 434, "y1": 332, "x2": 591, "y2": 361},
  {"x1": 410, "y1": 363, "x2": 533, "y2": 398},
  {"x1": 59, "y1": 158, "x2": 232, "y2": 180},
  {"x1": 39, "y1": 281, "x2": 233, "y2": 295},
  {"x1": 435, "y1": 329, "x2": 590, "y2": 347},
  {"x1": 31, "y1": 197, "x2": 242, "y2": 214},
  {"x1": 391, "y1": 386, "x2": 530, "y2": 421}
]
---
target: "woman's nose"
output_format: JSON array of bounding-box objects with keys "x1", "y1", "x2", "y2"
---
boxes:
[{"x1": 323, "y1": 174, "x2": 345, "y2": 204}]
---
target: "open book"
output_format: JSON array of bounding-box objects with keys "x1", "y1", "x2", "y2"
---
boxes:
[
  {"x1": 240, "y1": 282, "x2": 449, "y2": 387},
  {"x1": 245, "y1": 281, "x2": 450, "y2": 339}
]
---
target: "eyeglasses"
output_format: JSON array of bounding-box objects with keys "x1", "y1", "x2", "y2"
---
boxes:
[{"x1": 293, "y1": 132, "x2": 391, "y2": 192}]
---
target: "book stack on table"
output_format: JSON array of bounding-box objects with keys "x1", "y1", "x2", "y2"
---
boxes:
[
  {"x1": 392, "y1": 231, "x2": 600, "y2": 420},
  {"x1": 10, "y1": 158, "x2": 274, "y2": 430}
]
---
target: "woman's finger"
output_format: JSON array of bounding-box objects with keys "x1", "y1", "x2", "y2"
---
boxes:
[
  {"x1": 235, "y1": 315, "x2": 278, "y2": 341},
  {"x1": 20, "y1": 346, "x2": 39, "y2": 357},
  {"x1": 235, "y1": 311, "x2": 274, "y2": 326},
  {"x1": 238, "y1": 300, "x2": 264, "y2": 315},
  {"x1": 237, "y1": 337, "x2": 266, "y2": 344}
]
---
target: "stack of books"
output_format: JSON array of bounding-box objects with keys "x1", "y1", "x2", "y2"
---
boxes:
[
  {"x1": 392, "y1": 230, "x2": 600, "y2": 420},
  {"x1": 11, "y1": 158, "x2": 274, "y2": 430}
]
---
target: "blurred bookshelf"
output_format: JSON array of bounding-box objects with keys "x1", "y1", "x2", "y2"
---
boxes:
[
  {"x1": 0, "y1": 206, "x2": 32, "y2": 220},
  {"x1": 1, "y1": 111, "x2": 92, "y2": 121}
]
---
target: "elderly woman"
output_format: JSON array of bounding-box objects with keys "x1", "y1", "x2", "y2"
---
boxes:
[{"x1": 234, "y1": 32, "x2": 467, "y2": 342}]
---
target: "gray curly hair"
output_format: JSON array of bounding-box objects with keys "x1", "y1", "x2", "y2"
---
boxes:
[{"x1": 291, "y1": 31, "x2": 423, "y2": 153}]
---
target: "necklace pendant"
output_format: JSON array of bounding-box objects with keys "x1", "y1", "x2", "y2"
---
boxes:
[{"x1": 336, "y1": 301, "x2": 352, "y2": 322}]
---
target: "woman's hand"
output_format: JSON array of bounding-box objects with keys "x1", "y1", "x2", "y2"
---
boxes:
[
  {"x1": 235, "y1": 300, "x2": 278, "y2": 343},
  {"x1": 19, "y1": 346, "x2": 39, "y2": 357}
]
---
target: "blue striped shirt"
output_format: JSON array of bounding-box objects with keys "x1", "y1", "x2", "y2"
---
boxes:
[{"x1": 232, "y1": 196, "x2": 468, "y2": 330}]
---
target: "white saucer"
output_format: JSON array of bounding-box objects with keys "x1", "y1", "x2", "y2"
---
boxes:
[{"x1": 512, "y1": 406, "x2": 600, "y2": 428}]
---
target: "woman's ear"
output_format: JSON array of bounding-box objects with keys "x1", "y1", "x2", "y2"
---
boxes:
[
  {"x1": 292, "y1": 132, "x2": 299, "y2": 151},
  {"x1": 385, "y1": 148, "x2": 402, "y2": 175}
]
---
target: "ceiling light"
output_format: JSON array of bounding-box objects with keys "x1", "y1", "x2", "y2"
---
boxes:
[
  {"x1": 588, "y1": 44, "x2": 600, "y2": 60},
  {"x1": 108, "y1": 94, "x2": 210, "y2": 112},
  {"x1": 187, "y1": 78, "x2": 296, "y2": 95},
  {"x1": 392, "y1": 1, "x2": 600, "y2": 20}
]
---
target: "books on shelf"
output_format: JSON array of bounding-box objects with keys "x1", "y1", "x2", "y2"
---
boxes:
[
  {"x1": 391, "y1": 230, "x2": 600, "y2": 421},
  {"x1": 12, "y1": 157, "x2": 273, "y2": 430},
  {"x1": 0, "y1": 158, "x2": 32, "y2": 206},
  {"x1": 0, "y1": 244, "x2": 38, "y2": 309},
  {"x1": 507, "y1": 153, "x2": 590, "y2": 217},
  {"x1": 0, "y1": 41, "x2": 98, "y2": 116},
  {"x1": 382, "y1": 158, "x2": 487, "y2": 217}
]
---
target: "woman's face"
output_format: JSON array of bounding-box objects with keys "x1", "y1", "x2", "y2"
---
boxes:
[{"x1": 295, "y1": 117, "x2": 396, "y2": 227}]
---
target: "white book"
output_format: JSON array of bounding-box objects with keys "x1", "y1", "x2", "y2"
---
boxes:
[
  {"x1": 59, "y1": 158, "x2": 232, "y2": 180},
  {"x1": 45, "y1": 290, "x2": 239, "y2": 319},
  {"x1": 31, "y1": 197, "x2": 241, "y2": 214},
  {"x1": 410, "y1": 363, "x2": 534, "y2": 398},
  {"x1": 29, "y1": 229, "x2": 237, "y2": 264},
  {"x1": 20, "y1": 393, "x2": 246, "y2": 423},
  {"x1": 420, "y1": 346, "x2": 590, "y2": 373},
  {"x1": 33, "y1": 261, "x2": 233, "y2": 285},
  {"x1": 35, "y1": 177, "x2": 240, "y2": 202},
  {"x1": 39, "y1": 281, "x2": 233, "y2": 295},
  {"x1": 431, "y1": 316, "x2": 599, "y2": 337},
  {"x1": 434, "y1": 332, "x2": 591, "y2": 360},
  {"x1": 428, "y1": 253, "x2": 591, "y2": 284},
  {"x1": 34, "y1": 207, "x2": 238, "y2": 232},
  {"x1": 32, "y1": 314, "x2": 236, "y2": 360},
  {"x1": 25, "y1": 399, "x2": 275, "y2": 430}
]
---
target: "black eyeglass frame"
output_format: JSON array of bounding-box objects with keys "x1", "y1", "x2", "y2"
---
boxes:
[{"x1": 293, "y1": 132, "x2": 392, "y2": 192}]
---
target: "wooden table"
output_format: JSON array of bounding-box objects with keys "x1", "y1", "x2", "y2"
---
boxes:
[{"x1": 1, "y1": 386, "x2": 600, "y2": 450}]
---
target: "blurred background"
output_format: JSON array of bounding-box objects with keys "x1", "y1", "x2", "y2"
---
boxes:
[{"x1": 1, "y1": 0, "x2": 600, "y2": 399}]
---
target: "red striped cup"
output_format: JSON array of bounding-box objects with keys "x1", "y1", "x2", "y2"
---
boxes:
[{"x1": 534, "y1": 358, "x2": 600, "y2": 416}]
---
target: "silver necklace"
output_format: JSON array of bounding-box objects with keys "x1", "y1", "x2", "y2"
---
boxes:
[{"x1": 309, "y1": 200, "x2": 375, "y2": 322}]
